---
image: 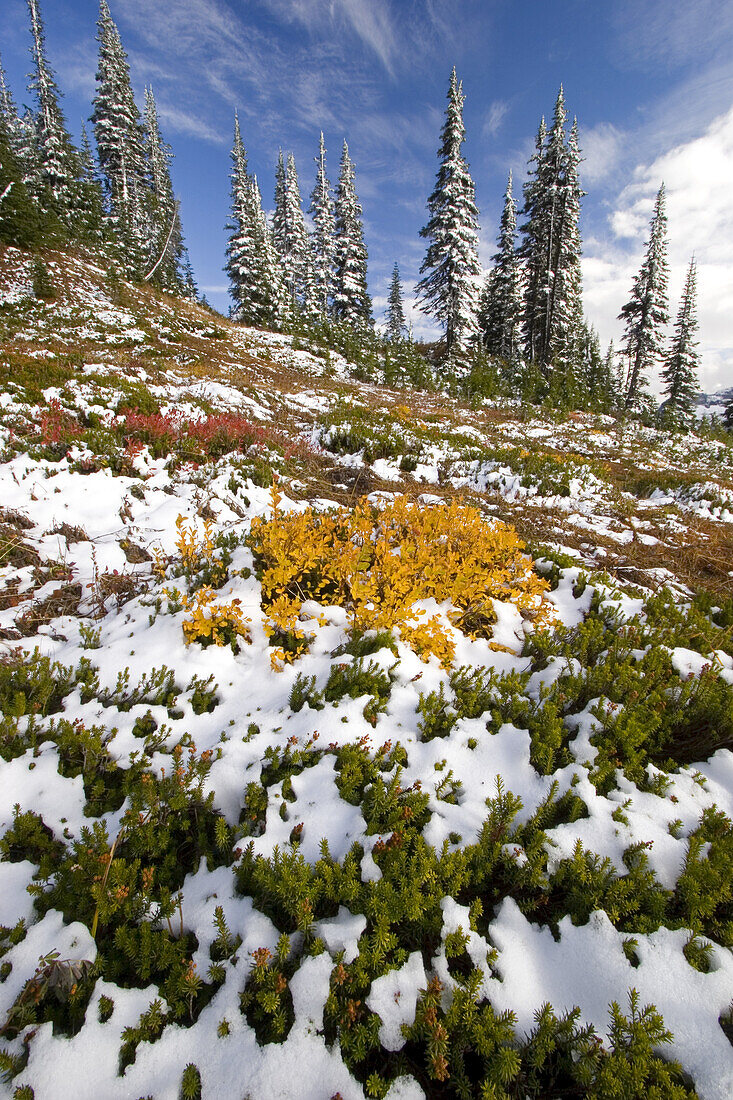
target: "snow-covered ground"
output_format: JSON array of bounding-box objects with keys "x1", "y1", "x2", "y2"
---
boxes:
[{"x1": 1, "y1": 247, "x2": 732, "y2": 1098}]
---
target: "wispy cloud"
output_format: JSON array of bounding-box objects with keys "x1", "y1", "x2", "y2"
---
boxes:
[
  {"x1": 257, "y1": 0, "x2": 399, "y2": 77},
  {"x1": 482, "y1": 100, "x2": 509, "y2": 139},
  {"x1": 579, "y1": 121, "x2": 624, "y2": 186},
  {"x1": 611, "y1": 0, "x2": 733, "y2": 70},
  {"x1": 155, "y1": 102, "x2": 226, "y2": 144}
]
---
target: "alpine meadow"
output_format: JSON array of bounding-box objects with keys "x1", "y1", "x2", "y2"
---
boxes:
[{"x1": 2, "y1": 2, "x2": 733, "y2": 1099}]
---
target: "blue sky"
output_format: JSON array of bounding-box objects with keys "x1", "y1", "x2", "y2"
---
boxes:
[{"x1": 2, "y1": 0, "x2": 733, "y2": 392}]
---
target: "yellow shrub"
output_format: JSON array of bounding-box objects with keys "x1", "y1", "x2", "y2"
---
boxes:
[
  {"x1": 181, "y1": 586, "x2": 251, "y2": 651},
  {"x1": 154, "y1": 515, "x2": 226, "y2": 589},
  {"x1": 248, "y1": 492, "x2": 554, "y2": 668}
]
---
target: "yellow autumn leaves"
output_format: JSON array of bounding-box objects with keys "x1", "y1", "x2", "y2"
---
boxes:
[
  {"x1": 170, "y1": 488, "x2": 554, "y2": 666},
  {"x1": 246, "y1": 491, "x2": 554, "y2": 669}
]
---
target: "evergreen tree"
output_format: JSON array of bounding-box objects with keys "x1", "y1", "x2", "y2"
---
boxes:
[
  {"x1": 386, "y1": 262, "x2": 407, "y2": 341},
  {"x1": 519, "y1": 116, "x2": 547, "y2": 368},
  {"x1": 309, "y1": 131, "x2": 335, "y2": 316},
  {"x1": 660, "y1": 256, "x2": 700, "y2": 428},
  {"x1": 479, "y1": 170, "x2": 522, "y2": 365},
  {"x1": 333, "y1": 139, "x2": 372, "y2": 329},
  {"x1": 26, "y1": 0, "x2": 79, "y2": 224},
  {"x1": 3, "y1": 48, "x2": 47, "y2": 206},
  {"x1": 285, "y1": 151, "x2": 315, "y2": 311},
  {"x1": 0, "y1": 51, "x2": 25, "y2": 159},
  {"x1": 601, "y1": 340, "x2": 623, "y2": 410},
  {"x1": 271, "y1": 151, "x2": 314, "y2": 312},
  {"x1": 619, "y1": 183, "x2": 670, "y2": 412},
  {"x1": 575, "y1": 322, "x2": 606, "y2": 408},
  {"x1": 416, "y1": 67, "x2": 481, "y2": 356},
  {"x1": 92, "y1": 0, "x2": 148, "y2": 269},
  {"x1": 271, "y1": 149, "x2": 288, "y2": 259},
  {"x1": 252, "y1": 173, "x2": 288, "y2": 321},
  {"x1": 0, "y1": 119, "x2": 43, "y2": 247},
  {"x1": 143, "y1": 86, "x2": 189, "y2": 290},
  {"x1": 75, "y1": 124, "x2": 106, "y2": 245},
  {"x1": 519, "y1": 87, "x2": 584, "y2": 379},
  {"x1": 225, "y1": 115, "x2": 283, "y2": 327}
]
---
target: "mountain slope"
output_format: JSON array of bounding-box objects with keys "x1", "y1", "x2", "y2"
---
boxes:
[{"x1": 0, "y1": 245, "x2": 732, "y2": 1099}]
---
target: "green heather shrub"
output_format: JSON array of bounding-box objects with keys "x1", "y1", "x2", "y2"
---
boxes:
[
  {"x1": 671, "y1": 808, "x2": 733, "y2": 946},
  {"x1": 289, "y1": 673, "x2": 324, "y2": 713},
  {"x1": 180, "y1": 1062, "x2": 202, "y2": 1100},
  {"x1": 543, "y1": 839, "x2": 668, "y2": 933},
  {"x1": 402, "y1": 979, "x2": 697, "y2": 1098},
  {"x1": 0, "y1": 741, "x2": 232, "y2": 1051},
  {"x1": 239, "y1": 935, "x2": 295, "y2": 1044},
  {"x1": 187, "y1": 673, "x2": 220, "y2": 715},
  {"x1": 0, "y1": 650, "x2": 76, "y2": 725},
  {"x1": 323, "y1": 658, "x2": 396, "y2": 723}
]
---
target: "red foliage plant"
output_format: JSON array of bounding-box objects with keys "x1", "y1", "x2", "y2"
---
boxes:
[
  {"x1": 39, "y1": 399, "x2": 83, "y2": 445},
  {"x1": 121, "y1": 407, "x2": 290, "y2": 459}
]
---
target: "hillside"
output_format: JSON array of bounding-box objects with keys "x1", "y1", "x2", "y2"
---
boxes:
[{"x1": 0, "y1": 245, "x2": 732, "y2": 1099}]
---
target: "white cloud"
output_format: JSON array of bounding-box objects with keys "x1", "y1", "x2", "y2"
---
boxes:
[
  {"x1": 258, "y1": 0, "x2": 398, "y2": 77},
  {"x1": 612, "y1": 0, "x2": 733, "y2": 70},
  {"x1": 584, "y1": 105, "x2": 733, "y2": 393},
  {"x1": 579, "y1": 122, "x2": 624, "y2": 186},
  {"x1": 483, "y1": 100, "x2": 508, "y2": 139},
  {"x1": 155, "y1": 102, "x2": 226, "y2": 145}
]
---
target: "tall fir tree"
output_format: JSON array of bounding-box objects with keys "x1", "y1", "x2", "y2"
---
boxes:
[
  {"x1": 252, "y1": 173, "x2": 288, "y2": 321},
  {"x1": 271, "y1": 149, "x2": 288, "y2": 259},
  {"x1": 519, "y1": 116, "x2": 547, "y2": 368},
  {"x1": 143, "y1": 86, "x2": 188, "y2": 290},
  {"x1": 619, "y1": 183, "x2": 670, "y2": 412},
  {"x1": 309, "y1": 132, "x2": 335, "y2": 316},
  {"x1": 386, "y1": 262, "x2": 407, "y2": 342},
  {"x1": 416, "y1": 67, "x2": 481, "y2": 357},
  {"x1": 26, "y1": 0, "x2": 79, "y2": 225},
  {"x1": 479, "y1": 170, "x2": 522, "y2": 366},
  {"x1": 75, "y1": 123, "x2": 106, "y2": 245},
  {"x1": 92, "y1": 0, "x2": 148, "y2": 269},
  {"x1": 225, "y1": 115, "x2": 283, "y2": 327},
  {"x1": 0, "y1": 117, "x2": 43, "y2": 247},
  {"x1": 519, "y1": 87, "x2": 584, "y2": 379},
  {"x1": 284, "y1": 151, "x2": 315, "y2": 312},
  {"x1": 0, "y1": 51, "x2": 26, "y2": 160},
  {"x1": 333, "y1": 140, "x2": 372, "y2": 329},
  {"x1": 660, "y1": 256, "x2": 700, "y2": 428}
]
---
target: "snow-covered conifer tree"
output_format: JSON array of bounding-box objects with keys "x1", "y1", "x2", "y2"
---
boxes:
[
  {"x1": 225, "y1": 115, "x2": 283, "y2": 327},
  {"x1": 252, "y1": 173, "x2": 288, "y2": 322},
  {"x1": 619, "y1": 183, "x2": 670, "y2": 412},
  {"x1": 519, "y1": 117, "x2": 547, "y2": 368},
  {"x1": 660, "y1": 256, "x2": 700, "y2": 428},
  {"x1": 26, "y1": 0, "x2": 79, "y2": 223},
  {"x1": 226, "y1": 114, "x2": 258, "y2": 321},
  {"x1": 75, "y1": 124, "x2": 106, "y2": 245},
  {"x1": 0, "y1": 117, "x2": 44, "y2": 247},
  {"x1": 479, "y1": 171, "x2": 522, "y2": 364},
  {"x1": 309, "y1": 132, "x2": 335, "y2": 316},
  {"x1": 416, "y1": 67, "x2": 481, "y2": 356},
  {"x1": 271, "y1": 151, "x2": 313, "y2": 311},
  {"x1": 92, "y1": 0, "x2": 148, "y2": 267},
  {"x1": 333, "y1": 140, "x2": 372, "y2": 328},
  {"x1": 285, "y1": 152, "x2": 315, "y2": 311},
  {"x1": 272, "y1": 149, "x2": 288, "y2": 259},
  {"x1": 519, "y1": 88, "x2": 583, "y2": 378},
  {"x1": 0, "y1": 52, "x2": 25, "y2": 159},
  {"x1": 386, "y1": 263, "x2": 407, "y2": 342},
  {"x1": 142, "y1": 86, "x2": 190, "y2": 291}
]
